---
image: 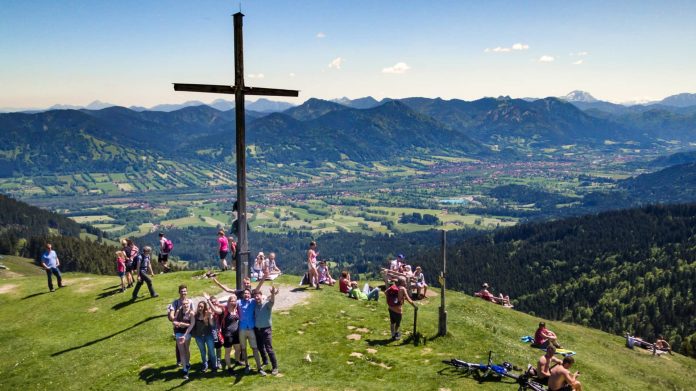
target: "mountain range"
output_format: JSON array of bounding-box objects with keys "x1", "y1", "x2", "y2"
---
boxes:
[{"x1": 1, "y1": 95, "x2": 695, "y2": 177}]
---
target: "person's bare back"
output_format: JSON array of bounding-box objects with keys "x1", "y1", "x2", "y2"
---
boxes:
[{"x1": 548, "y1": 356, "x2": 582, "y2": 391}]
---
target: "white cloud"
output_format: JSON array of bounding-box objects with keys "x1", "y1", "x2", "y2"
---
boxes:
[
  {"x1": 328, "y1": 57, "x2": 344, "y2": 69},
  {"x1": 570, "y1": 51, "x2": 589, "y2": 56},
  {"x1": 572, "y1": 59, "x2": 584, "y2": 65},
  {"x1": 538, "y1": 55, "x2": 555, "y2": 63},
  {"x1": 382, "y1": 62, "x2": 411, "y2": 74},
  {"x1": 484, "y1": 43, "x2": 529, "y2": 53},
  {"x1": 247, "y1": 73, "x2": 265, "y2": 79},
  {"x1": 316, "y1": 32, "x2": 326, "y2": 39},
  {"x1": 289, "y1": 72, "x2": 296, "y2": 77}
]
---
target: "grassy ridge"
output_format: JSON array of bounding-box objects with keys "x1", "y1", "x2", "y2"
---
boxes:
[{"x1": 1, "y1": 256, "x2": 694, "y2": 390}]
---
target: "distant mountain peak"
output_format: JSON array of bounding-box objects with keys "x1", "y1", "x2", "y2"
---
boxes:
[
  {"x1": 561, "y1": 90, "x2": 598, "y2": 103},
  {"x1": 657, "y1": 92, "x2": 696, "y2": 108}
]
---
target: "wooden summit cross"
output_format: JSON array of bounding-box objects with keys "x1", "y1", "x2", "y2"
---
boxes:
[{"x1": 174, "y1": 12, "x2": 299, "y2": 289}]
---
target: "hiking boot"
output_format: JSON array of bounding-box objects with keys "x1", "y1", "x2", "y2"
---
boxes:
[
  {"x1": 50, "y1": 288, "x2": 56, "y2": 292},
  {"x1": 227, "y1": 367, "x2": 235, "y2": 376},
  {"x1": 258, "y1": 369, "x2": 267, "y2": 377},
  {"x1": 244, "y1": 366, "x2": 250, "y2": 374},
  {"x1": 271, "y1": 368, "x2": 279, "y2": 376},
  {"x1": 152, "y1": 294, "x2": 159, "y2": 298},
  {"x1": 394, "y1": 332, "x2": 402, "y2": 340}
]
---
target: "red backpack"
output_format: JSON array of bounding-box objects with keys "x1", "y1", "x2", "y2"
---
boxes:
[{"x1": 386, "y1": 285, "x2": 400, "y2": 305}]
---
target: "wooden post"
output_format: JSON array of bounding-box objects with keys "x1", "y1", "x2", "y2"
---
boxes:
[
  {"x1": 438, "y1": 230, "x2": 447, "y2": 336},
  {"x1": 413, "y1": 307, "x2": 419, "y2": 346},
  {"x1": 233, "y1": 12, "x2": 248, "y2": 289}
]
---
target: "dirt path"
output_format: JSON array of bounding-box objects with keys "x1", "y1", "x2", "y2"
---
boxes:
[{"x1": 196, "y1": 283, "x2": 310, "y2": 311}]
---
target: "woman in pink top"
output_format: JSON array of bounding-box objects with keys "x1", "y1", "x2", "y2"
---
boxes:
[
  {"x1": 307, "y1": 241, "x2": 319, "y2": 289},
  {"x1": 115, "y1": 250, "x2": 127, "y2": 292},
  {"x1": 218, "y1": 230, "x2": 229, "y2": 271}
]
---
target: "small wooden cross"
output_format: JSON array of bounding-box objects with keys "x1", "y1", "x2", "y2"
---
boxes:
[{"x1": 174, "y1": 12, "x2": 299, "y2": 289}]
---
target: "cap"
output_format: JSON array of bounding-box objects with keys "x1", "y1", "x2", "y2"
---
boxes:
[
  {"x1": 397, "y1": 254, "x2": 405, "y2": 259},
  {"x1": 482, "y1": 283, "x2": 489, "y2": 288}
]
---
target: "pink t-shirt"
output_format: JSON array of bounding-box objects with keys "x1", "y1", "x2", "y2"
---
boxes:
[
  {"x1": 218, "y1": 236, "x2": 229, "y2": 252},
  {"x1": 116, "y1": 257, "x2": 126, "y2": 273}
]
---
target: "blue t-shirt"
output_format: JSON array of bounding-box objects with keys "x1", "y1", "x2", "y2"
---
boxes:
[
  {"x1": 41, "y1": 250, "x2": 58, "y2": 268},
  {"x1": 237, "y1": 298, "x2": 257, "y2": 330}
]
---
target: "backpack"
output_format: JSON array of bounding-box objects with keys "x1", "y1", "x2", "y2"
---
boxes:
[
  {"x1": 163, "y1": 239, "x2": 173, "y2": 252},
  {"x1": 386, "y1": 285, "x2": 400, "y2": 305}
]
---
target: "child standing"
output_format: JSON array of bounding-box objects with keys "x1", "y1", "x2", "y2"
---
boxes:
[{"x1": 115, "y1": 250, "x2": 127, "y2": 292}]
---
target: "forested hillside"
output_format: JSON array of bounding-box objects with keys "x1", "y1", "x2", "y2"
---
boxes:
[
  {"x1": 408, "y1": 203, "x2": 696, "y2": 357},
  {"x1": 0, "y1": 194, "x2": 118, "y2": 274}
]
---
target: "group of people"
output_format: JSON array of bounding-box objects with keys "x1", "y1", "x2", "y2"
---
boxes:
[
  {"x1": 252, "y1": 251, "x2": 281, "y2": 281},
  {"x1": 380, "y1": 254, "x2": 429, "y2": 299},
  {"x1": 530, "y1": 345, "x2": 583, "y2": 391},
  {"x1": 168, "y1": 269, "x2": 279, "y2": 379},
  {"x1": 116, "y1": 236, "x2": 164, "y2": 300},
  {"x1": 474, "y1": 282, "x2": 513, "y2": 307},
  {"x1": 626, "y1": 334, "x2": 674, "y2": 356}
]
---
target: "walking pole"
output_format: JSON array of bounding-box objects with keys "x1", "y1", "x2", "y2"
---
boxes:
[{"x1": 413, "y1": 306, "x2": 419, "y2": 346}]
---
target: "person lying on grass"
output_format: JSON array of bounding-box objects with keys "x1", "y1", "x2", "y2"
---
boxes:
[
  {"x1": 474, "y1": 283, "x2": 512, "y2": 306},
  {"x1": 348, "y1": 281, "x2": 379, "y2": 301}
]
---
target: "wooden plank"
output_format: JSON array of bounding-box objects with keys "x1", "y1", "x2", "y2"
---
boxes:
[
  {"x1": 243, "y1": 86, "x2": 299, "y2": 97},
  {"x1": 173, "y1": 83, "x2": 236, "y2": 94}
]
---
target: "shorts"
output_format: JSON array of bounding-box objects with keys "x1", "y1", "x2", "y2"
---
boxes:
[
  {"x1": 125, "y1": 262, "x2": 134, "y2": 272},
  {"x1": 159, "y1": 254, "x2": 169, "y2": 263},
  {"x1": 175, "y1": 332, "x2": 191, "y2": 341},
  {"x1": 117, "y1": 271, "x2": 126, "y2": 278},
  {"x1": 536, "y1": 376, "x2": 549, "y2": 386},
  {"x1": 549, "y1": 385, "x2": 572, "y2": 391},
  {"x1": 223, "y1": 331, "x2": 240, "y2": 348},
  {"x1": 239, "y1": 328, "x2": 258, "y2": 350},
  {"x1": 388, "y1": 308, "x2": 402, "y2": 327},
  {"x1": 219, "y1": 250, "x2": 229, "y2": 260}
]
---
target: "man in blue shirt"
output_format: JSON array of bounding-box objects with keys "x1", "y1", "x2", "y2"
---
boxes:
[
  {"x1": 237, "y1": 288, "x2": 265, "y2": 376},
  {"x1": 254, "y1": 286, "x2": 279, "y2": 375},
  {"x1": 41, "y1": 243, "x2": 63, "y2": 292}
]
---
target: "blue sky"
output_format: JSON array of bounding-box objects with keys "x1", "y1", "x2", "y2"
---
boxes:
[{"x1": 1, "y1": 0, "x2": 695, "y2": 108}]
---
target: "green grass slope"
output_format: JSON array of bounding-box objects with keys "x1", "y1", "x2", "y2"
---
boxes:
[{"x1": 1, "y1": 257, "x2": 694, "y2": 391}]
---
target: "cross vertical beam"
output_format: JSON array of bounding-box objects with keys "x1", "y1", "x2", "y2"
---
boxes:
[
  {"x1": 233, "y1": 12, "x2": 248, "y2": 288},
  {"x1": 438, "y1": 229, "x2": 448, "y2": 336},
  {"x1": 173, "y1": 12, "x2": 298, "y2": 290}
]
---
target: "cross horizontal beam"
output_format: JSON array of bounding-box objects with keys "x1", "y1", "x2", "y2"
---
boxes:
[{"x1": 173, "y1": 83, "x2": 299, "y2": 97}]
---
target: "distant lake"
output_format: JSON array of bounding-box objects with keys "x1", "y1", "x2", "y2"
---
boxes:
[{"x1": 439, "y1": 198, "x2": 470, "y2": 205}]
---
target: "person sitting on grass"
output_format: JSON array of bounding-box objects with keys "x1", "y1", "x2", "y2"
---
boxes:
[
  {"x1": 654, "y1": 336, "x2": 673, "y2": 355},
  {"x1": 252, "y1": 252, "x2": 267, "y2": 281},
  {"x1": 534, "y1": 322, "x2": 562, "y2": 349},
  {"x1": 338, "y1": 271, "x2": 351, "y2": 294},
  {"x1": 348, "y1": 281, "x2": 379, "y2": 301},
  {"x1": 267, "y1": 252, "x2": 281, "y2": 275},
  {"x1": 534, "y1": 345, "x2": 562, "y2": 386},
  {"x1": 317, "y1": 260, "x2": 336, "y2": 286},
  {"x1": 548, "y1": 356, "x2": 582, "y2": 391}
]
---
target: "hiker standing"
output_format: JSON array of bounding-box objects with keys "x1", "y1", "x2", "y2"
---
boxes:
[
  {"x1": 132, "y1": 246, "x2": 158, "y2": 300},
  {"x1": 386, "y1": 278, "x2": 416, "y2": 340},
  {"x1": 124, "y1": 239, "x2": 138, "y2": 288},
  {"x1": 41, "y1": 243, "x2": 63, "y2": 292},
  {"x1": 254, "y1": 286, "x2": 279, "y2": 375},
  {"x1": 307, "y1": 241, "x2": 319, "y2": 289},
  {"x1": 218, "y1": 230, "x2": 229, "y2": 271},
  {"x1": 158, "y1": 232, "x2": 172, "y2": 272},
  {"x1": 238, "y1": 288, "x2": 266, "y2": 376},
  {"x1": 168, "y1": 285, "x2": 193, "y2": 367}
]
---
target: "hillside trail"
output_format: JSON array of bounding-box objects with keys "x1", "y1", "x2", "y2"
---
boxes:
[{"x1": 193, "y1": 282, "x2": 310, "y2": 311}]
